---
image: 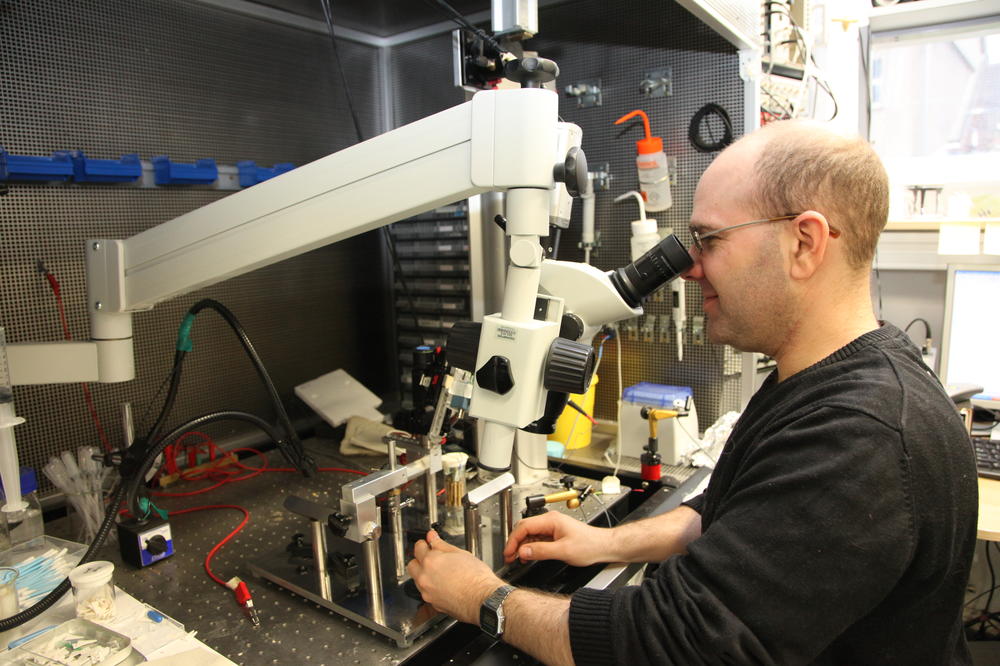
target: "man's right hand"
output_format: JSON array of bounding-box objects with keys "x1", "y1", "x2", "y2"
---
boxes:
[{"x1": 503, "y1": 511, "x2": 616, "y2": 567}]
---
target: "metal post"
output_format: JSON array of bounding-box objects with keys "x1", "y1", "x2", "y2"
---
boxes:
[
  {"x1": 425, "y1": 463, "x2": 439, "y2": 527},
  {"x1": 387, "y1": 441, "x2": 406, "y2": 583},
  {"x1": 464, "y1": 502, "x2": 481, "y2": 559},
  {"x1": 310, "y1": 519, "x2": 332, "y2": 601},
  {"x1": 362, "y1": 529, "x2": 385, "y2": 624},
  {"x1": 424, "y1": 380, "x2": 450, "y2": 528},
  {"x1": 499, "y1": 486, "x2": 513, "y2": 548},
  {"x1": 120, "y1": 402, "x2": 134, "y2": 447}
]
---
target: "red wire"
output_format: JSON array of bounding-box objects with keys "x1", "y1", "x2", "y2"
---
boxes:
[
  {"x1": 80, "y1": 385, "x2": 113, "y2": 452},
  {"x1": 167, "y1": 504, "x2": 250, "y2": 587},
  {"x1": 163, "y1": 431, "x2": 216, "y2": 476},
  {"x1": 145, "y1": 451, "x2": 381, "y2": 611},
  {"x1": 151, "y1": 447, "x2": 367, "y2": 498},
  {"x1": 43, "y1": 268, "x2": 113, "y2": 452}
]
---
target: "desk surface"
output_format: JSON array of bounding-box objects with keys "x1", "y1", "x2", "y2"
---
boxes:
[{"x1": 978, "y1": 477, "x2": 1000, "y2": 541}]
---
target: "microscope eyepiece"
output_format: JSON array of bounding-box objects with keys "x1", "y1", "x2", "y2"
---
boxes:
[{"x1": 609, "y1": 235, "x2": 693, "y2": 308}]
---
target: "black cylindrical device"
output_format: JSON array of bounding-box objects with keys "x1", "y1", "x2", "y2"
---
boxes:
[{"x1": 609, "y1": 235, "x2": 693, "y2": 308}]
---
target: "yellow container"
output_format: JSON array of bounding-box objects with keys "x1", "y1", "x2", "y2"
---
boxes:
[{"x1": 549, "y1": 374, "x2": 599, "y2": 450}]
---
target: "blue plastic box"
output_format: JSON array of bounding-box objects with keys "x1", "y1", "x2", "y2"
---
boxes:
[{"x1": 622, "y1": 382, "x2": 693, "y2": 408}]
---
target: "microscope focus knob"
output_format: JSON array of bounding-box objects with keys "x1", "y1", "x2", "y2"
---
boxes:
[
  {"x1": 559, "y1": 313, "x2": 585, "y2": 342},
  {"x1": 503, "y1": 56, "x2": 559, "y2": 88},
  {"x1": 476, "y1": 356, "x2": 515, "y2": 395},
  {"x1": 552, "y1": 146, "x2": 588, "y2": 197},
  {"x1": 544, "y1": 338, "x2": 595, "y2": 394}
]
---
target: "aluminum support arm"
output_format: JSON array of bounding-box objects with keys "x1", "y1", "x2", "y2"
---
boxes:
[{"x1": 8, "y1": 87, "x2": 563, "y2": 385}]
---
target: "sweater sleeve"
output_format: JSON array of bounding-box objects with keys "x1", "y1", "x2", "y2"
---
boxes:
[
  {"x1": 682, "y1": 492, "x2": 705, "y2": 513},
  {"x1": 568, "y1": 406, "x2": 915, "y2": 665}
]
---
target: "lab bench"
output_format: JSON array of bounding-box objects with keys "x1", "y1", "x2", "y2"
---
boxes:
[{"x1": 40, "y1": 439, "x2": 706, "y2": 664}]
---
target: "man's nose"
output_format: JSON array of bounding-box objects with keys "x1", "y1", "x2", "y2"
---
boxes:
[{"x1": 681, "y1": 248, "x2": 703, "y2": 281}]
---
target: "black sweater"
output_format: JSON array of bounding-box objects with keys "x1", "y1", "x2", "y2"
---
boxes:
[{"x1": 569, "y1": 324, "x2": 978, "y2": 665}]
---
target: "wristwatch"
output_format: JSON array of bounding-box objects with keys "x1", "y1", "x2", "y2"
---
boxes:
[{"x1": 479, "y1": 584, "x2": 516, "y2": 638}]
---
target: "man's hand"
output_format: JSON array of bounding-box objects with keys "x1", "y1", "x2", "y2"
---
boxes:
[
  {"x1": 407, "y1": 529, "x2": 504, "y2": 625},
  {"x1": 503, "y1": 511, "x2": 616, "y2": 567}
]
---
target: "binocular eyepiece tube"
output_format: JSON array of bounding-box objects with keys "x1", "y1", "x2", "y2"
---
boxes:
[{"x1": 609, "y1": 235, "x2": 693, "y2": 308}]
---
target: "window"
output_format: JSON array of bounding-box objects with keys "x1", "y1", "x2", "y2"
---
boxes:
[{"x1": 870, "y1": 21, "x2": 1000, "y2": 218}]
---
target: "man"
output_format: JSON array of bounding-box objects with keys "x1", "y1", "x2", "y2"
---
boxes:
[{"x1": 408, "y1": 120, "x2": 978, "y2": 664}]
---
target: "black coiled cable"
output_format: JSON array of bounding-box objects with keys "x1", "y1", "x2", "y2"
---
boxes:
[
  {"x1": 150, "y1": 299, "x2": 313, "y2": 475},
  {"x1": 688, "y1": 103, "x2": 734, "y2": 153}
]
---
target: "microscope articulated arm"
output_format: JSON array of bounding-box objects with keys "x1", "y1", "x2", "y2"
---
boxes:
[{"x1": 8, "y1": 88, "x2": 563, "y2": 385}]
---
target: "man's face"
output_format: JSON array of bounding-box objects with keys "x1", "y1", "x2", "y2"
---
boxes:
[{"x1": 682, "y1": 146, "x2": 794, "y2": 356}]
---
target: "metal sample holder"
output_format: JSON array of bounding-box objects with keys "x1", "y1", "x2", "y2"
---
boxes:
[
  {"x1": 249, "y1": 431, "x2": 444, "y2": 647},
  {"x1": 250, "y1": 437, "x2": 628, "y2": 647}
]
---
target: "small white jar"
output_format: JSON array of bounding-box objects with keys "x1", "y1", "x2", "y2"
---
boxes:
[{"x1": 69, "y1": 561, "x2": 116, "y2": 621}]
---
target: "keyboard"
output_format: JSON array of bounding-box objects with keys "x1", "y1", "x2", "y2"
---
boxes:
[{"x1": 973, "y1": 437, "x2": 1000, "y2": 480}]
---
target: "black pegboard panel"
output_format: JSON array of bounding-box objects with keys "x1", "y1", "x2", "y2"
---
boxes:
[
  {"x1": 0, "y1": 1, "x2": 394, "y2": 496},
  {"x1": 389, "y1": 32, "x2": 468, "y2": 128},
  {"x1": 533, "y1": 0, "x2": 746, "y2": 432},
  {"x1": 388, "y1": 0, "x2": 749, "y2": 432}
]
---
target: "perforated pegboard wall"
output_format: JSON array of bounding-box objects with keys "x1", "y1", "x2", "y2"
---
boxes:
[
  {"x1": 0, "y1": 0, "x2": 394, "y2": 496},
  {"x1": 390, "y1": 0, "x2": 748, "y2": 432},
  {"x1": 390, "y1": 33, "x2": 467, "y2": 128}
]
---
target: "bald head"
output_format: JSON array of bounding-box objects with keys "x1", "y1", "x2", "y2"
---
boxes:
[{"x1": 723, "y1": 120, "x2": 889, "y2": 272}]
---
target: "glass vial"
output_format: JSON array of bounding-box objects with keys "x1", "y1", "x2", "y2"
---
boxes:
[{"x1": 69, "y1": 560, "x2": 116, "y2": 621}]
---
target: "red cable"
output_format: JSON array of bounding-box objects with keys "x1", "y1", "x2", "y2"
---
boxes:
[
  {"x1": 163, "y1": 431, "x2": 216, "y2": 476},
  {"x1": 42, "y1": 267, "x2": 113, "y2": 452},
  {"x1": 80, "y1": 385, "x2": 113, "y2": 452},
  {"x1": 168, "y1": 504, "x2": 250, "y2": 586},
  {"x1": 151, "y1": 447, "x2": 367, "y2": 498},
  {"x1": 167, "y1": 504, "x2": 261, "y2": 623},
  {"x1": 44, "y1": 271, "x2": 71, "y2": 339}
]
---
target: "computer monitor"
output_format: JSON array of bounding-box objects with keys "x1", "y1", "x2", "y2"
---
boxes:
[{"x1": 939, "y1": 265, "x2": 1000, "y2": 411}]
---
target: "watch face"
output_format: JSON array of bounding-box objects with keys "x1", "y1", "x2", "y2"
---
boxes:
[{"x1": 480, "y1": 607, "x2": 500, "y2": 636}]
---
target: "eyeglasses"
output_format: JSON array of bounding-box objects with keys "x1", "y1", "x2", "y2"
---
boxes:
[{"x1": 689, "y1": 214, "x2": 841, "y2": 253}]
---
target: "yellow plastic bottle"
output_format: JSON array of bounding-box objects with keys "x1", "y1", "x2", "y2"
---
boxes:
[{"x1": 549, "y1": 374, "x2": 599, "y2": 450}]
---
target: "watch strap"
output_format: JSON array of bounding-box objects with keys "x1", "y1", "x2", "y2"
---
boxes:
[{"x1": 480, "y1": 584, "x2": 516, "y2": 637}]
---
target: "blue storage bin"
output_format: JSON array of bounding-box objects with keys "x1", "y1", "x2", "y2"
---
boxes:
[
  {"x1": 70, "y1": 152, "x2": 142, "y2": 183},
  {"x1": 151, "y1": 156, "x2": 218, "y2": 185},
  {"x1": 0, "y1": 148, "x2": 73, "y2": 182},
  {"x1": 236, "y1": 161, "x2": 295, "y2": 187}
]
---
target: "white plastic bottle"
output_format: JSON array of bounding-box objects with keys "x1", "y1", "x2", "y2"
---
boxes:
[
  {"x1": 615, "y1": 190, "x2": 660, "y2": 261},
  {"x1": 615, "y1": 109, "x2": 672, "y2": 212}
]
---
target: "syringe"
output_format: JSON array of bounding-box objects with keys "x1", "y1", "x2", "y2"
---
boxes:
[{"x1": 0, "y1": 327, "x2": 28, "y2": 518}]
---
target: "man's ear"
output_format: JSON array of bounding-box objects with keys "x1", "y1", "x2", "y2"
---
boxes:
[{"x1": 787, "y1": 211, "x2": 832, "y2": 280}]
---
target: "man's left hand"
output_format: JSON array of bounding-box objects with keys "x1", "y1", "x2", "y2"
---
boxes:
[{"x1": 407, "y1": 529, "x2": 505, "y2": 624}]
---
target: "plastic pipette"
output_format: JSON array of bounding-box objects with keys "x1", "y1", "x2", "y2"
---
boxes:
[{"x1": 671, "y1": 279, "x2": 685, "y2": 361}]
